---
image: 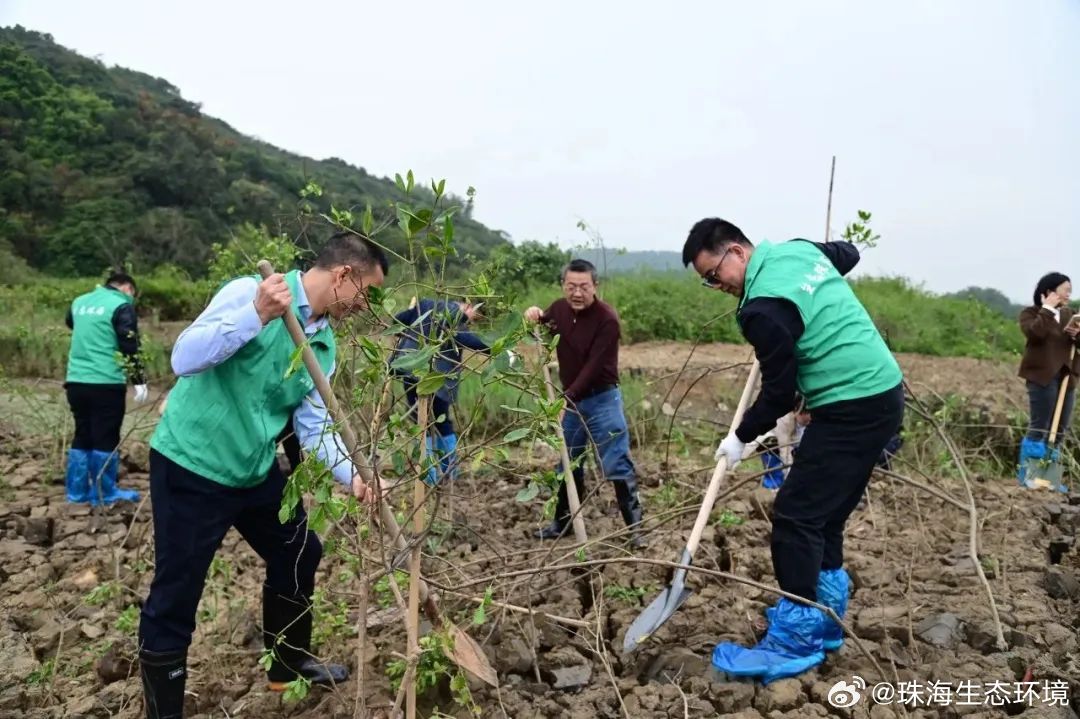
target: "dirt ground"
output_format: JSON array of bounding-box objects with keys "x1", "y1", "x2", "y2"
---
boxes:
[{"x1": 1, "y1": 342, "x2": 1077, "y2": 719}]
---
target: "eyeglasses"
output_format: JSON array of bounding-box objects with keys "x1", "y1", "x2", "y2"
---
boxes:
[
  {"x1": 562, "y1": 283, "x2": 594, "y2": 293},
  {"x1": 700, "y1": 248, "x2": 732, "y2": 288}
]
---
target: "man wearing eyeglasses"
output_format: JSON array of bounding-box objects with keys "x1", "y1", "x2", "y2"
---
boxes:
[
  {"x1": 523, "y1": 258, "x2": 646, "y2": 548},
  {"x1": 682, "y1": 219, "x2": 903, "y2": 685}
]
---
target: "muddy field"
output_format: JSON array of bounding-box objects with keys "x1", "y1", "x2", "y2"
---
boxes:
[{"x1": 0, "y1": 343, "x2": 1078, "y2": 719}]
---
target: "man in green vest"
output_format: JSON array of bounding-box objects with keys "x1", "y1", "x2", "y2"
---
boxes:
[
  {"x1": 682, "y1": 219, "x2": 904, "y2": 683},
  {"x1": 137, "y1": 233, "x2": 387, "y2": 718},
  {"x1": 64, "y1": 271, "x2": 148, "y2": 505}
]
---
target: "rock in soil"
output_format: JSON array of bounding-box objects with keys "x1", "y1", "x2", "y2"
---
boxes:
[
  {"x1": 753, "y1": 677, "x2": 803, "y2": 712},
  {"x1": 1042, "y1": 567, "x2": 1080, "y2": 600},
  {"x1": 915, "y1": 612, "x2": 964, "y2": 648},
  {"x1": 964, "y1": 621, "x2": 1006, "y2": 654},
  {"x1": 855, "y1": 605, "x2": 911, "y2": 643},
  {"x1": 709, "y1": 679, "x2": 758, "y2": 714},
  {"x1": 496, "y1": 635, "x2": 534, "y2": 675},
  {"x1": 541, "y1": 646, "x2": 593, "y2": 691},
  {"x1": 96, "y1": 642, "x2": 137, "y2": 684},
  {"x1": 0, "y1": 620, "x2": 38, "y2": 679},
  {"x1": 22, "y1": 517, "x2": 54, "y2": 546},
  {"x1": 643, "y1": 647, "x2": 710, "y2": 682}
]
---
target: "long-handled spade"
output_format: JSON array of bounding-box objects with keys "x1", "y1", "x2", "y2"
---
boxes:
[
  {"x1": 256, "y1": 261, "x2": 498, "y2": 687},
  {"x1": 1026, "y1": 346, "x2": 1075, "y2": 493},
  {"x1": 535, "y1": 330, "x2": 589, "y2": 545},
  {"x1": 623, "y1": 359, "x2": 761, "y2": 653}
]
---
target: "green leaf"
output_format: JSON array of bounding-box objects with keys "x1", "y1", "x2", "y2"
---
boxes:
[
  {"x1": 284, "y1": 344, "x2": 305, "y2": 379},
  {"x1": 394, "y1": 173, "x2": 406, "y2": 192},
  {"x1": 503, "y1": 427, "x2": 531, "y2": 443},
  {"x1": 381, "y1": 297, "x2": 398, "y2": 314},
  {"x1": 436, "y1": 178, "x2": 446, "y2": 198},
  {"x1": 396, "y1": 206, "x2": 413, "y2": 238},
  {"x1": 282, "y1": 676, "x2": 311, "y2": 703},
  {"x1": 416, "y1": 373, "x2": 447, "y2": 395},
  {"x1": 406, "y1": 169, "x2": 415, "y2": 193},
  {"x1": 443, "y1": 214, "x2": 454, "y2": 244},
  {"x1": 390, "y1": 344, "x2": 438, "y2": 372},
  {"x1": 472, "y1": 604, "x2": 486, "y2": 626},
  {"x1": 362, "y1": 203, "x2": 374, "y2": 234},
  {"x1": 515, "y1": 482, "x2": 539, "y2": 503},
  {"x1": 392, "y1": 451, "x2": 407, "y2": 475}
]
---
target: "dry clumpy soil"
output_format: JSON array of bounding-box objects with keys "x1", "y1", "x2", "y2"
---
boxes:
[
  {"x1": 0, "y1": 341, "x2": 1077, "y2": 719},
  {"x1": 1, "y1": 435, "x2": 1078, "y2": 719}
]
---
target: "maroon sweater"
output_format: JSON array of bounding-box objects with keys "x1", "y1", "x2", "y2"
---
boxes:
[{"x1": 541, "y1": 298, "x2": 621, "y2": 402}]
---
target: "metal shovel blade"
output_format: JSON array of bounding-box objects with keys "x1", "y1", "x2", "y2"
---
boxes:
[
  {"x1": 1023, "y1": 457, "x2": 1067, "y2": 492},
  {"x1": 622, "y1": 579, "x2": 692, "y2": 653},
  {"x1": 445, "y1": 624, "x2": 499, "y2": 687}
]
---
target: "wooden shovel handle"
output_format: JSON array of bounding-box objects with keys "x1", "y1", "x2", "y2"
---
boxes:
[
  {"x1": 534, "y1": 329, "x2": 589, "y2": 544},
  {"x1": 256, "y1": 262, "x2": 419, "y2": 582},
  {"x1": 1048, "y1": 346, "x2": 1076, "y2": 444},
  {"x1": 685, "y1": 359, "x2": 761, "y2": 557}
]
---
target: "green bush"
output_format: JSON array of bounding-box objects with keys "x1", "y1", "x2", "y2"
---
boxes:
[
  {"x1": 853, "y1": 277, "x2": 1021, "y2": 358},
  {"x1": 517, "y1": 270, "x2": 742, "y2": 343},
  {"x1": 516, "y1": 270, "x2": 1023, "y2": 358}
]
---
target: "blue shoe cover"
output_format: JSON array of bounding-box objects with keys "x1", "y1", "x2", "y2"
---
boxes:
[
  {"x1": 435, "y1": 433, "x2": 459, "y2": 482},
  {"x1": 65, "y1": 449, "x2": 92, "y2": 503},
  {"x1": 711, "y1": 598, "x2": 826, "y2": 681},
  {"x1": 1018, "y1": 437, "x2": 1047, "y2": 486},
  {"x1": 88, "y1": 450, "x2": 139, "y2": 505},
  {"x1": 818, "y1": 569, "x2": 850, "y2": 650},
  {"x1": 760, "y1": 452, "x2": 784, "y2": 489}
]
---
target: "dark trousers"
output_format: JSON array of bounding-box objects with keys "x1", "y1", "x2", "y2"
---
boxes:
[
  {"x1": 402, "y1": 377, "x2": 454, "y2": 435},
  {"x1": 1026, "y1": 377, "x2": 1075, "y2": 444},
  {"x1": 138, "y1": 450, "x2": 322, "y2": 653},
  {"x1": 771, "y1": 384, "x2": 904, "y2": 601},
  {"x1": 278, "y1": 422, "x2": 304, "y2": 475},
  {"x1": 66, "y1": 382, "x2": 126, "y2": 451}
]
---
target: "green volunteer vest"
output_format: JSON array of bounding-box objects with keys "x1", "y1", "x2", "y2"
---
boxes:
[
  {"x1": 66, "y1": 285, "x2": 134, "y2": 384},
  {"x1": 740, "y1": 240, "x2": 902, "y2": 408},
  {"x1": 151, "y1": 270, "x2": 336, "y2": 488}
]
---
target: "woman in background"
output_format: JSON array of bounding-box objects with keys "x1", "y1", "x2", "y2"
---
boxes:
[{"x1": 1017, "y1": 272, "x2": 1080, "y2": 487}]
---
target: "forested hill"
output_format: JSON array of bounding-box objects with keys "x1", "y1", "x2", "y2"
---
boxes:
[{"x1": 0, "y1": 25, "x2": 510, "y2": 278}]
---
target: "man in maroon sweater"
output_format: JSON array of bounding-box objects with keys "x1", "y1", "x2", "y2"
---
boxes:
[{"x1": 525, "y1": 259, "x2": 645, "y2": 548}]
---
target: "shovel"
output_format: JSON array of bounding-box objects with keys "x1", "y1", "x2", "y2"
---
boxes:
[
  {"x1": 256, "y1": 261, "x2": 498, "y2": 687},
  {"x1": 623, "y1": 359, "x2": 761, "y2": 653},
  {"x1": 534, "y1": 330, "x2": 589, "y2": 544},
  {"x1": 1026, "y1": 346, "x2": 1075, "y2": 493}
]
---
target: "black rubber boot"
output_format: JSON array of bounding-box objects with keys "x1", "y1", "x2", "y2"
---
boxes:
[
  {"x1": 614, "y1": 476, "x2": 647, "y2": 549},
  {"x1": 534, "y1": 470, "x2": 585, "y2": 540},
  {"x1": 139, "y1": 649, "x2": 187, "y2": 719},
  {"x1": 263, "y1": 585, "x2": 349, "y2": 691}
]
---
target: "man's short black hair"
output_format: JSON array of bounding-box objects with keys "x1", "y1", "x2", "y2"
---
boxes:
[
  {"x1": 106, "y1": 271, "x2": 136, "y2": 292},
  {"x1": 560, "y1": 258, "x2": 598, "y2": 284},
  {"x1": 316, "y1": 231, "x2": 390, "y2": 276},
  {"x1": 682, "y1": 219, "x2": 753, "y2": 267}
]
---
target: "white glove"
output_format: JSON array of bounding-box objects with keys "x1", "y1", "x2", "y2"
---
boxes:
[
  {"x1": 133, "y1": 384, "x2": 149, "y2": 404},
  {"x1": 506, "y1": 350, "x2": 520, "y2": 369},
  {"x1": 714, "y1": 433, "x2": 746, "y2": 468}
]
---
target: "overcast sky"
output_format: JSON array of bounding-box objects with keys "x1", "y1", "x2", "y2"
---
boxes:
[{"x1": 4, "y1": 0, "x2": 1077, "y2": 302}]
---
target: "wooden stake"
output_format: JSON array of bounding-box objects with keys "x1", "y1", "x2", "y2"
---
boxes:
[
  {"x1": 535, "y1": 332, "x2": 588, "y2": 544},
  {"x1": 406, "y1": 398, "x2": 429, "y2": 719},
  {"x1": 824, "y1": 155, "x2": 836, "y2": 243}
]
